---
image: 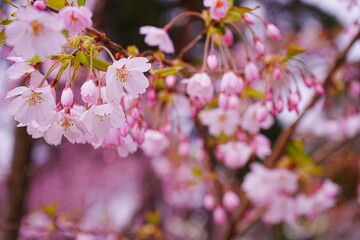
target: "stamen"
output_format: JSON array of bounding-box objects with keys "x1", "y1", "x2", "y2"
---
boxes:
[
  {"x1": 57, "y1": 116, "x2": 74, "y2": 131},
  {"x1": 116, "y1": 68, "x2": 129, "y2": 83},
  {"x1": 31, "y1": 20, "x2": 45, "y2": 36},
  {"x1": 25, "y1": 92, "x2": 43, "y2": 106}
]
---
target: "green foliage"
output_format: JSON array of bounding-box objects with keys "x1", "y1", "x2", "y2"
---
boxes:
[
  {"x1": 0, "y1": 19, "x2": 13, "y2": 25},
  {"x1": 76, "y1": 51, "x2": 110, "y2": 71},
  {"x1": 286, "y1": 140, "x2": 323, "y2": 175},
  {"x1": 152, "y1": 67, "x2": 182, "y2": 77},
  {"x1": 244, "y1": 87, "x2": 266, "y2": 99},
  {"x1": 77, "y1": 0, "x2": 86, "y2": 6},
  {"x1": 0, "y1": 29, "x2": 5, "y2": 48},
  {"x1": 47, "y1": 0, "x2": 66, "y2": 10},
  {"x1": 223, "y1": 6, "x2": 259, "y2": 23},
  {"x1": 284, "y1": 44, "x2": 306, "y2": 61}
]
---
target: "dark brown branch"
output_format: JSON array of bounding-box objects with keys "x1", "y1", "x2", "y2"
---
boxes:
[
  {"x1": 0, "y1": 127, "x2": 34, "y2": 240},
  {"x1": 266, "y1": 29, "x2": 360, "y2": 167}
]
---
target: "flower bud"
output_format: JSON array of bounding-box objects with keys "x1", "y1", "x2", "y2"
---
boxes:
[
  {"x1": 256, "y1": 105, "x2": 268, "y2": 123},
  {"x1": 303, "y1": 75, "x2": 313, "y2": 88},
  {"x1": 207, "y1": 51, "x2": 218, "y2": 70},
  {"x1": 255, "y1": 39, "x2": 265, "y2": 56},
  {"x1": 119, "y1": 124, "x2": 129, "y2": 137},
  {"x1": 244, "y1": 61, "x2": 259, "y2": 83},
  {"x1": 179, "y1": 141, "x2": 190, "y2": 157},
  {"x1": 213, "y1": 207, "x2": 227, "y2": 224},
  {"x1": 81, "y1": 79, "x2": 97, "y2": 104},
  {"x1": 288, "y1": 91, "x2": 300, "y2": 111},
  {"x1": 218, "y1": 93, "x2": 228, "y2": 110},
  {"x1": 314, "y1": 82, "x2": 324, "y2": 95},
  {"x1": 61, "y1": 88, "x2": 73, "y2": 108},
  {"x1": 204, "y1": 194, "x2": 216, "y2": 210},
  {"x1": 273, "y1": 67, "x2": 281, "y2": 80},
  {"x1": 275, "y1": 97, "x2": 284, "y2": 113},
  {"x1": 223, "y1": 191, "x2": 240, "y2": 211},
  {"x1": 265, "y1": 23, "x2": 282, "y2": 40},
  {"x1": 223, "y1": 27, "x2": 234, "y2": 46},
  {"x1": 228, "y1": 95, "x2": 239, "y2": 110},
  {"x1": 134, "y1": 128, "x2": 145, "y2": 145},
  {"x1": 165, "y1": 75, "x2": 176, "y2": 88},
  {"x1": 242, "y1": 13, "x2": 254, "y2": 24},
  {"x1": 33, "y1": 1, "x2": 46, "y2": 11},
  {"x1": 131, "y1": 108, "x2": 140, "y2": 120}
]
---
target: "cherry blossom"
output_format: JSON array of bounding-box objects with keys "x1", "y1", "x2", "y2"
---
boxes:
[
  {"x1": 141, "y1": 130, "x2": 169, "y2": 157},
  {"x1": 217, "y1": 141, "x2": 253, "y2": 169},
  {"x1": 6, "y1": 6, "x2": 66, "y2": 60},
  {"x1": 58, "y1": 6, "x2": 93, "y2": 36},
  {"x1": 204, "y1": 0, "x2": 229, "y2": 20},
  {"x1": 139, "y1": 26, "x2": 174, "y2": 54},
  {"x1": 184, "y1": 72, "x2": 214, "y2": 103},
  {"x1": 220, "y1": 71, "x2": 244, "y2": 95},
  {"x1": 6, "y1": 86, "x2": 56, "y2": 126},
  {"x1": 106, "y1": 57, "x2": 151, "y2": 101},
  {"x1": 199, "y1": 108, "x2": 239, "y2": 136}
]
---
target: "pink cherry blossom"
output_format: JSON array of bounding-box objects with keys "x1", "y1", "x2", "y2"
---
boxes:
[
  {"x1": 220, "y1": 71, "x2": 244, "y2": 95},
  {"x1": 251, "y1": 134, "x2": 271, "y2": 159},
  {"x1": 223, "y1": 27, "x2": 234, "y2": 46},
  {"x1": 204, "y1": 0, "x2": 229, "y2": 20},
  {"x1": 184, "y1": 72, "x2": 214, "y2": 103},
  {"x1": 223, "y1": 191, "x2": 240, "y2": 211},
  {"x1": 100, "y1": 127, "x2": 138, "y2": 158},
  {"x1": 241, "y1": 103, "x2": 274, "y2": 134},
  {"x1": 217, "y1": 141, "x2": 252, "y2": 169},
  {"x1": 58, "y1": 6, "x2": 93, "y2": 36},
  {"x1": 262, "y1": 195, "x2": 297, "y2": 224},
  {"x1": 204, "y1": 194, "x2": 216, "y2": 210},
  {"x1": 199, "y1": 108, "x2": 240, "y2": 136},
  {"x1": 6, "y1": 57, "x2": 35, "y2": 80},
  {"x1": 106, "y1": 57, "x2": 151, "y2": 101},
  {"x1": 81, "y1": 103, "x2": 126, "y2": 138},
  {"x1": 44, "y1": 111, "x2": 85, "y2": 146},
  {"x1": 6, "y1": 6, "x2": 66, "y2": 60},
  {"x1": 139, "y1": 26, "x2": 174, "y2": 54},
  {"x1": 6, "y1": 86, "x2": 56, "y2": 126},
  {"x1": 141, "y1": 129, "x2": 169, "y2": 157}
]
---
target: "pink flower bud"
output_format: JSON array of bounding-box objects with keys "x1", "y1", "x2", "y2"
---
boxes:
[
  {"x1": 204, "y1": 194, "x2": 216, "y2": 210},
  {"x1": 228, "y1": 95, "x2": 239, "y2": 110},
  {"x1": 244, "y1": 61, "x2": 259, "y2": 83},
  {"x1": 165, "y1": 75, "x2": 176, "y2": 88},
  {"x1": 215, "y1": 147, "x2": 224, "y2": 161},
  {"x1": 256, "y1": 105, "x2": 268, "y2": 122},
  {"x1": 131, "y1": 108, "x2": 140, "y2": 120},
  {"x1": 161, "y1": 122, "x2": 172, "y2": 134},
  {"x1": 207, "y1": 51, "x2": 218, "y2": 70},
  {"x1": 288, "y1": 91, "x2": 300, "y2": 111},
  {"x1": 218, "y1": 93, "x2": 228, "y2": 110},
  {"x1": 179, "y1": 141, "x2": 190, "y2": 157},
  {"x1": 265, "y1": 23, "x2": 282, "y2": 40},
  {"x1": 255, "y1": 39, "x2": 265, "y2": 56},
  {"x1": 148, "y1": 88, "x2": 156, "y2": 101},
  {"x1": 81, "y1": 79, "x2": 97, "y2": 104},
  {"x1": 134, "y1": 129, "x2": 145, "y2": 145},
  {"x1": 314, "y1": 82, "x2": 324, "y2": 95},
  {"x1": 119, "y1": 125, "x2": 129, "y2": 137},
  {"x1": 275, "y1": 97, "x2": 284, "y2": 113},
  {"x1": 33, "y1": 1, "x2": 46, "y2": 11},
  {"x1": 273, "y1": 67, "x2": 281, "y2": 80},
  {"x1": 266, "y1": 88, "x2": 273, "y2": 101},
  {"x1": 213, "y1": 207, "x2": 227, "y2": 224},
  {"x1": 223, "y1": 191, "x2": 240, "y2": 211},
  {"x1": 242, "y1": 13, "x2": 254, "y2": 24},
  {"x1": 350, "y1": 81, "x2": 360, "y2": 98},
  {"x1": 128, "y1": 116, "x2": 136, "y2": 128},
  {"x1": 61, "y1": 88, "x2": 73, "y2": 108},
  {"x1": 223, "y1": 27, "x2": 234, "y2": 46},
  {"x1": 303, "y1": 75, "x2": 313, "y2": 88}
]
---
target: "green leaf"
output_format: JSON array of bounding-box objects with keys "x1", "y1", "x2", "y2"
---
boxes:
[
  {"x1": 285, "y1": 44, "x2": 306, "y2": 60},
  {"x1": 152, "y1": 67, "x2": 182, "y2": 76},
  {"x1": 75, "y1": 51, "x2": 110, "y2": 71},
  {"x1": 244, "y1": 87, "x2": 266, "y2": 99},
  {"x1": 0, "y1": 19, "x2": 13, "y2": 25},
  {"x1": 2, "y1": 0, "x2": 13, "y2": 5},
  {"x1": 26, "y1": 56, "x2": 42, "y2": 63},
  {"x1": 77, "y1": 0, "x2": 86, "y2": 6},
  {"x1": 223, "y1": 6, "x2": 259, "y2": 23},
  {"x1": 47, "y1": 0, "x2": 66, "y2": 10},
  {"x1": 0, "y1": 29, "x2": 5, "y2": 48},
  {"x1": 191, "y1": 168, "x2": 203, "y2": 177},
  {"x1": 92, "y1": 57, "x2": 110, "y2": 71}
]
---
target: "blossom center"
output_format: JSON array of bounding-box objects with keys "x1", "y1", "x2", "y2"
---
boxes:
[
  {"x1": 116, "y1": 68, "x2": 129, "y2": 83},
  {"x1": 25, "y1": 92, "x2": 43, "y2": 106},
  {"x1": 57, "y1": 116, "x2": 74, "y2": 131},
  {"x1": 216, "y1": 0, "x2": 224, "y2": 8},
  {"x1": 31, "y1": 20, "x2": 45, "y2": 36},
  {"x1": 71, "y1": 13, "x2": 79, "y2": 21},
  {"x1": 218, "y1": 114, "x2": 227, "y2": 122}
]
